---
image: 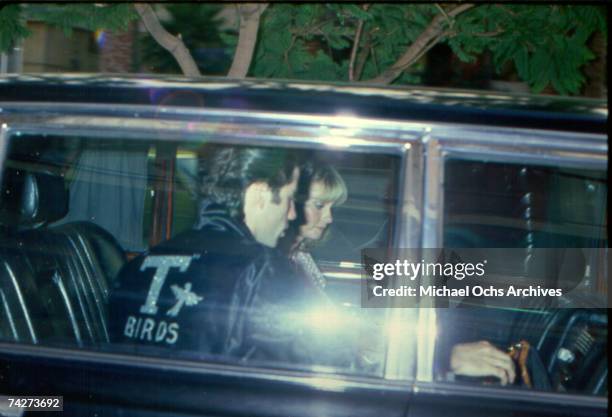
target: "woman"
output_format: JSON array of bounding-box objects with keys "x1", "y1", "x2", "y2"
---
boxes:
[
  {"x1": 280, "y1": 160, "x2": 347, "y2": 292},
  {"x1": 273, "y1": 161, "x2": 367, "y2": 368}
]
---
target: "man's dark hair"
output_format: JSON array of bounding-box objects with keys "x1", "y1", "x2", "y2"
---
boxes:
[{"x1": 198, "y1": 145, "x2": 298, "y2": 218}]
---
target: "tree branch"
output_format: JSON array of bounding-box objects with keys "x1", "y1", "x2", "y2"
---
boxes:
[
  {"x1": 495, "y1": 4, "x2": 517, "y2": 17},
  {"x1": 354, "y1": 32, "x2": 372, "y2": 81},
  {"x1": 472, "y1": 30, "x2": 504, "y2": 37},
  {"x1": 435, "y1": 3, "x2": 452, "y2": 27},
  {"x1": 291, "y1": 17, "x2": 336, "y2": 37},
  {"x1": 227, "y1": 3, "x2": 268, "y2": 79},
  {"x1": 371, "y1": 46, "x2": 379, "y2": 75},
  {"x1": 283, "y1": 35, "x2": 297, "y2": 75},
  {"x1": 364, "y1": 3, "x2": 476, "y2": 85},
  {"x1": 348, "y1": 20, "x2": 365, "y2": 81},
  {"x1": 134, "y1": 4, "x2": 200, "y2": 77},
  {"x1": 349, "y1": 4, "x2": 370, "y2": 81}
]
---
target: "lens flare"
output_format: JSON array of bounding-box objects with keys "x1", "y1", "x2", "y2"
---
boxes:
[{"x1": 95, "y1": 29, "x2": 106, "y2": 48}]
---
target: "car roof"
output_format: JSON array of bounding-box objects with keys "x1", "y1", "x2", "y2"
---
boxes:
[{"x1": 0, "y1": 73, "x2": 607, "y2": 134}]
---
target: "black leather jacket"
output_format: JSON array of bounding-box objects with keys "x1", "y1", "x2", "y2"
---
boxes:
[
  {"x1": 108, "y1": 205, "x2": 277, "y2": 359},
  {"x1": 108, "y1": 205, "x2": 349, "y2": 366}
]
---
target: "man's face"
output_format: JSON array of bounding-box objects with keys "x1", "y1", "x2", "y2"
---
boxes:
[{"x1": 244, "y1": 167, "x2": 299, "y2": 247}]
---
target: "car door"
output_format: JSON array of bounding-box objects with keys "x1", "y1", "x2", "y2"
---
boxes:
[
  {"x1": 0, "y1": 98, "x2": 425, "y2": 417},
  {"x1": 407, "y1": 122, "x2": 608, "y2": 417}
]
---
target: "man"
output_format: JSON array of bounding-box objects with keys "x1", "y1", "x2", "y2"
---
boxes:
[{"x1": 108, "y1": 145, "x2": 299, "y2": 360}]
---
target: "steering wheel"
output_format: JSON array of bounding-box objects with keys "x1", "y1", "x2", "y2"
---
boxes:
[{"x1": 537, "y1": 308, "x2": 607, "y2": 395}]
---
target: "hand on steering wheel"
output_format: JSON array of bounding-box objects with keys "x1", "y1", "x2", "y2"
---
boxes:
[{"x1": 450, "y1": 341, "x2": 517, "y2": 386}]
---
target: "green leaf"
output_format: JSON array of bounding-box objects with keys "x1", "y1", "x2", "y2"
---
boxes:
[
  {"x1": 302, "y1": 51, "x2": 339, "y2": 80},
  {"x1": 531, "y1": 49, "x2": 551, "y2": 79},
  {"x1": 394, "y1": 70, "x2": 422, "y2": 85},
  {"x1": 531, "y1": 78, "x2": 549, "y2": 94},
  {"x1": 0, "y1": 5, "x2": 31, "y2": 52},
  {"x1": 289, "y1": 44, "x2": 312, "y2": 72},
  {"x1": 276, "y1": 30, "x2": 293, "y2": 52},
  {"x1": 326, "y1": 33, "x2": 350, "y2": 50},
  {"x1": 253, "y1": 54, "x2": 280, "y2": 77},
  {"x1": 410, "y1": 7, "x2": 433, "y2": 29},
  {"x1": 219, "y1": 32, "x2": 238, "y2": 48},
  {"x1": 571, "y1": 25, "x2": 594, "y2": 45},
  {"x1": 266, "y1": 4, "x2": 293, "y2": 31},
  {"x1": 448, "y1": 39, "x2": 475, "y2": 63},
  {"x1": 343, "y1": 4, "x2": 372, "y2": 21},
  {"x1": 513, "y1": 46, "x2": 529, "y2": 80}
]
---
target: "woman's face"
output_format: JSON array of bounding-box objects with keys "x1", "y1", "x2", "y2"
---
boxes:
[{"x1": 299, "y1": 181, "x2": 335, "y2": 242}]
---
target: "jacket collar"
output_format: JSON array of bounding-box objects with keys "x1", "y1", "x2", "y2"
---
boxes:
[{"x1": 194, "y1": 200, "x2": 255, "y2": 242}]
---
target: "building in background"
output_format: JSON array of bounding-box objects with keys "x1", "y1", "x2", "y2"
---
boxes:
[
  {"x1": 1, "y1": 19, "x2": 138, "y2": 74},
  {"x1": 21, "y1": 21, "x2": 99, "y2": 72},
  {"x1": 1, "y1": 5, "x2": 231, "y2": 76}
]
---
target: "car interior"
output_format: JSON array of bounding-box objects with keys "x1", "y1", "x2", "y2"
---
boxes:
[
  {"x1": 442, "y1": 158, "x2": 608, "y2": 395},
  {"x1": 0, "y1": 133, "x2": 398, "y2": 374}
]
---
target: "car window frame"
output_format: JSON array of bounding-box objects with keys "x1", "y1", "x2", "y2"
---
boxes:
[
  {"x1": 0, "y1": 102, "x2": 425, "y2": 385},
  {"x1": 415, "y1": 122, "x2": 607, "y2": 404}
]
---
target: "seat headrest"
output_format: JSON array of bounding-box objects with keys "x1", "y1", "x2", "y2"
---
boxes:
[{"x1": 0, "y1": 168, "x2": 69, "y2": 226}]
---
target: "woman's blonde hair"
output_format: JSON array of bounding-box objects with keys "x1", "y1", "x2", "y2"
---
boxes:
[
  {"x1": 293, "y1": 161, "x2": 348, "y2": 251},
  {"x1": 308, "y1": 163, "x2": 348, "y2": 206}
]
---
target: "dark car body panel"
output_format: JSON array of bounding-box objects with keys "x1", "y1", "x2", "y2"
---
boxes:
[{"x1": 0, "y1": 74, "x2": 606, "y2": 134}]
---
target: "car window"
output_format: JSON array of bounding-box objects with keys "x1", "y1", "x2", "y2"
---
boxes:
[
  {"x1": 435, "y1": 156, "x2": 607, "y2": 397},
  {"x1": 0, "y1": 129, "x2": 403, "y2": 380},
  {"x1": 171, "y1": 146, "x2": 400, "y2": 310},
  {"x1": 172, "y1": 149, "x2": 398, "y2": 264}
]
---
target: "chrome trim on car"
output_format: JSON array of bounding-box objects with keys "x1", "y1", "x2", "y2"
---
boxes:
[
  {"x1": 0, "y1": 121, "x2": 413, "y2": 159},
  {"x1": 0, "y1": 124, "x2": 10, "y2": 194},
  {"x1": 0, "y1": 102, "x2": 607, "y2": 147},
  {"x1": 411, "y1": 135, "x2": 444, "y2": 383},
  {"x1": 0, "y1": 74, "x2": 607, "y2": 116},
  {"x1": 0, "y1": 102, "x2": 432, "y2": 140},
  {"x1": 0, "y1": 342, "x2": 413, "y2": 392},
  {"x1": 413, "y1": 380, "x2": 608, "y2": 409},
  {"x1": 383, "y1": 139, "x2": 423, "y2": 381}
]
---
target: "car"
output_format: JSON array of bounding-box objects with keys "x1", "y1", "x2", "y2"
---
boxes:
[{"x1": 0, "y1": 74, "x2": 607, "y2": 417}]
